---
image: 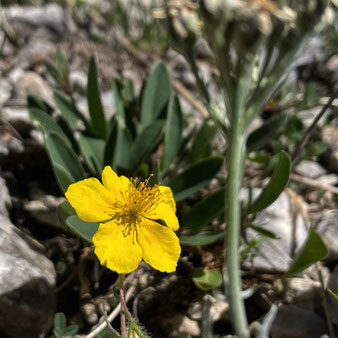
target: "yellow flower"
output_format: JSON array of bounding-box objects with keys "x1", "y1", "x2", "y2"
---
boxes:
[{"x1": 65, "y1": 166, "x2": 181, "y2": 273}]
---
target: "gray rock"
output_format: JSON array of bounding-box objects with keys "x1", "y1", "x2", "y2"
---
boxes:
[
  {"x1": 5, "y1": 4, "x2": 75, "y2": 35},
  {"x1": 0, "y1": 79, "x2": 12, "y2": 108},
  {"x1": 69, "y1": 70, "x2": 88, "y2": 93},
  {"x1": 1, "y1": 106, "x2": 30, "y2": 125},
  {"x1": 295, "y1": 160, "x2": 327, "y2": 179},
  {"x1": 162, "y1": 312, "x2": 200, "y2": 338},
  {"x1": 326, "y1": 264, "x2": 338, "y2": 325},
  {"x1": 24, "y1": 195, "x2": 64, "y2": 228},
  {"x1": 15, "y1": 71, "x2": 53, "y2": 104},
  {"x1": 195, "y1": 38, "x2": 213, "y2": 59},
  {"x1": 271, "y1": 305, "x2": 328, "y2": 338},
  {"x1": 317, "y1": 173, "x2": 338, "y2": 186},
  {"x1": 15, "y1": 36, "x2": 55, "y2": 67},
  {"x1": 0, "y1": 214, "x2": 56, "y2": 338},
  {"x1": 316, "y1": 210, "x2": 338, "y2": 261},
  {"x1": 244, "y1": 191, "x2": 308, "y2": 273},
  {"x1": 284, "y1": 277, "x2": 321, "y2": 311},
  {"x1": 0, "y1": 177, "x2": 11, "y2": 216}
]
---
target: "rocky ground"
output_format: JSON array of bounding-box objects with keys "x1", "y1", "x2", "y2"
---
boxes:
[{"x1": 0, "y1": 1, "x2": 338, "y2": 338}]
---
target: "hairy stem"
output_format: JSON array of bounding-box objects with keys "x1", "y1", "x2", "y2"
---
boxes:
[
  {"x1": 225, "y1": 116, "x2": 249, "y2": 338},
  {"x1": 119, "y1": 274, "x2": 128, "y2": 338}
]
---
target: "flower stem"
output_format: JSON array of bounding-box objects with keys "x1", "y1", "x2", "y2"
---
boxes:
[
  {"x1": 224, "y1": 106, "x2": 249, "y2": 338},
  {"x1": 119, "y1": 274, "x2": 128, "y2": 338}
]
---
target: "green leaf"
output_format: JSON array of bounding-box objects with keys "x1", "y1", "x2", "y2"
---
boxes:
[
  {"x1": 162, "y1": 94, "x2": 183, "y2": 171},
  {"x1": 104, "y1": 120, "x2": 118, "y2": 167},
  {"x1": 27, "y1": 94, "x2": 54, "y2": 114},
  {"x1": 193, "y1": 268, "x2": 223, "y2": 291},
  {"x1": 180, "y1": 231, "x2": 224, "y2": 246},
  {"x1": 94, "y1": 328, "x2": 115, "y2": 338},
  {"x1": 53, "y1": 164, "x2": 77, "y2": 193},
  {"x1": 129, "y1": 120, "x2": 165, "y2": 172},
  {"x1": 29, "y1": 108, "x2": 70, "y2": 145},
  {"x1": 87, "y1": 56, "x2": 107, "y2": 139},
  {"x1": 55, "y1": 49, "x2": 69, "y2": 78},
  {"x1": 79, "y1": 135, "x2": 105, "y2": 176},
  {"x1": 248, "y1": 151, "x2": 291, "y2": 213},
  {"x1": 181, "y1": 188, "x2": 225, "y2": 229},
  {"x1": 65, "y1": 215, "x2": 99, "y2": 243},
  {"x1": 189, "y1": 118, "x2": 218, "y2": 163},
  {"x1": 45, "y1": 59, "x2": 63, "y2": 85},
  {"x1": 249, "y1": 224, "x2": 279, "y2": 239},
  {"x1": 62, "y1": 325, "x2": 78, "y2": 337},
  {"x1": 114, "y1": 125, "x2": 133, "y2": 170},
  {"x1": 140, "y1": 61, "x2": 171, "y2": 130},
  {"x1": 45, "y1": 132, "x2": 85, "y2": 192},
  {"x1": 112, "y1": 79, "x2": 126, "y2": 121},
  {"x1": 58, "y1": 200, "x2": 76, "y2": 229},
  {"x1": 170, "y1": 156, "x2": 224, "y2": 202},
  {"x1": 287, "y1": 229, "x2": 328, "y2": 277},
  {"x1": 247, "y1": 113, "x2": 288, "y2": 153},
  {"x1": 53, "y1": 91, "x2": 84, "y2": 127},
  {"x1": 54, "y1": 312, "x2": 66, "y2": 330}
]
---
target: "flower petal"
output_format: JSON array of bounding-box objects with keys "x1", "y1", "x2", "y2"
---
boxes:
[
  {"x1": 138, "y1": 219, "x2": 181, "y2": 273},
  {"x1": 93, "y1": 220, "x2": 142, "y2": 273},
  {"x1": 65, "y1": 178, "x2": 115, "y2": 222},
  {"x1": 147, "y1": 186, "x2": 179, "y2": 231},
  {"x1": 102, "y1": 166, "x2": 131, "y2": 201}
]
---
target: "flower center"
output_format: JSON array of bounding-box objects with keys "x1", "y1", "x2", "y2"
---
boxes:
[{"x1": 105, "y1": 175, "x2": 162, "y2": 240}]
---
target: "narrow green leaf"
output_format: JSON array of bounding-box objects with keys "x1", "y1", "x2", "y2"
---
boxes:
[
  {"x1": 162, "y1": 94, "x2": 183, "y2": 171},
  {"x1": 181, "y1": 188, "x2": 225, "y2": 229},
  {"x1": 45, "y1": 132, "x2": 85, "y2": 192},
  {"x1": 248, "y1": 151, "x2": 291, "y2": 213},
  {"x1": 87, "y1": 56, "x2": 107, "y2": 139},
  {"x1": 140, "y1": 61, "x2": 171, "y2": 130},
  {"x1": 27, "y1": 94, "x2": 54, "y2": 114},
  {"x1": 114, "y1": 126, "x2": 133, "y2": 171},
  {"x1": 58, "y1": 200, "x2": 76, "y2": 229},
  {"x1": 125, "y1": 78, "x2": 135, "y2": 103},
  {"x1": 104, "y1": 120, "x2": 118, "y2": 167},
  {"x1": 65, "y1": 215, "x2": 99, "y2": 243},
  {"x1": 193, "y1": 268, "x2": 223, "y2": 291},
  {"x1": 62, "y1": 325, "x2": 78, "y2": 337},
  {"x1": 29, "y1": 108, "x2": 70, "y2": 146},
  {"x1": 247, "y1": 113, "x2": 288, "y2": 153},
  {"x1": 112, "y1": 79, "x2": 126, "y2": 120},
  {"x1": 129, "y1": 120, "x2": 165, "y2": 172},
  {"x1": 55, "y1": 49, "x2": 69, "y2": 78},
  {"x1": 53, "y1": 91, "x2": 85, "y2": 127},
  {"x1": 53, "y1": 164, "x2": 77, "y2": 192},
  {"x1": 180, "y1": 231, "x2": 224, "y2": 247},
  {"x1": 94, "y1": 329, "x2": 115, "y2": 338},
  {"x1": 170, "y1": 156, "x2": 224, "y2": 202},
  {"x1": 189, "y1": 118, "x2": 218, "y2": 163},
  {"x1": 45, "y1": 59, "x2": 63, "y2": 85},
  {"x1": 79, "y1": 134, "x2": 105, "y2": 176},
  {"x1": 53, "y1": 312, "x2": 66, "y2": 330},
  {"x1": 287, "y1": 229, "x2": 328, "y2": 277},
  {"x1": 249, "y1": 224, "x2": 279, "y2": 239}
]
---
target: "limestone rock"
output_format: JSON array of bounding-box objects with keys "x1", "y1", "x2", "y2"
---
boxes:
[
  {"x1": 316, "y1": 210, "x2": 338, "y2": 261},
  {"x1": 271, "y1": 305, "x2": 328, "y2": 338},
  {"x1": 244, "y1": 191, "x2": 308, "y2": 273},
  {"x1": 0, "y1": 214, "x2": 56, "y2": 338}
]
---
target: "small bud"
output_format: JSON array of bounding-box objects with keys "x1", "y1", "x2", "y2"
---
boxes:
[{"x1": 167, "y1": 0, "x2": 202, "y2": 45}]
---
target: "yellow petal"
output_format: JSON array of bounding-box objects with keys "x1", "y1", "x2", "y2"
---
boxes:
[
  {"x1": 65, "y1": 178, "x2": 115, "y2": 222},
  {"x1": 147, "y1": 186, "x2": 179, "y2": 231},
  {"x1": 138, "y1": 219, "x2": 181, "y2": 273},
  {"x1": 93, "y1": 220, "x2": 142, "y2": 273},
  {"x1": 101, "y1": 166, "x2": 131, "y2": 200}
]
